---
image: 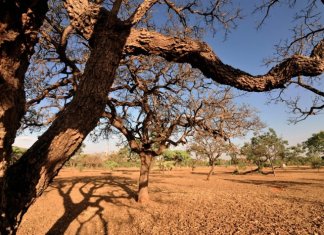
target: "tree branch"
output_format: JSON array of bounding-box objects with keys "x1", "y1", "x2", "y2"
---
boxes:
[
  {"x1": 125, "y1": 29, "x2": 324, "y2": 92},
  {"x1": 26, "y1": 78, "x2": 73, "y2": 108},
  {"x1": 111, "y1": 0, "x2": 123, "y2": 16},
  {"x1": 125, "y1": 0, "x2": 159, "y2": 25}
]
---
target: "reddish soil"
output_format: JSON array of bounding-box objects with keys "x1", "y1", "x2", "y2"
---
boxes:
[{"x1": 18, "y1": 166, "x2": 324, "y2": 235}]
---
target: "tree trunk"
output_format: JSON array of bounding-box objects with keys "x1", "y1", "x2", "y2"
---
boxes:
[
  {"x1": 207, "y1": 160, "x2": 215, "y2": 181},
  {"x1": 233, "y1": 164, "x2": 239, "y2": 174},
  {"x1": 138, "y1": 152, "x2": 153, "y2": 203},
  {"x1": 0, "y1": 12, "x2": 130, "y2": 234},
  {"x1": 0, "y1": 0, "x2": 48, "y2": 176},
  {"x1": 270, "y1": 159, "x2": 276, "y2": 176}
]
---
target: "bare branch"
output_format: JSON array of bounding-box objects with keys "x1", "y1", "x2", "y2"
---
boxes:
[
  {"x1": 26, "y1": 78, "x2": 73, "y2": 108},
  {"x1": 253, "y1": 0, "x2": 280, "y2": 29}
]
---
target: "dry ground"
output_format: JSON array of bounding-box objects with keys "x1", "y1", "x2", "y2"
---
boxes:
[{"x1": 18, "y1": 166, "x2": 324, "y2": 235}]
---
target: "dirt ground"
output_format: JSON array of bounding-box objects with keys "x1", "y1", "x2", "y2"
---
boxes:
[{"x1": 17, "y1": 166, "x2": 324, "y2": 235}]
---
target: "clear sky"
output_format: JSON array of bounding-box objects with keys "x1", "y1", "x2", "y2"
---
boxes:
[{"x1": 14, "y1": 1, "x2": 323, "y2": 153}]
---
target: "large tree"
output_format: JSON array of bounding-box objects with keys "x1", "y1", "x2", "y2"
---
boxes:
[
  {"x1": 98, "y1": 56, "x2": 259, "y2": 202},
  {"x1": 0, "y1": 0, "x2": 323, "y2": 233}
]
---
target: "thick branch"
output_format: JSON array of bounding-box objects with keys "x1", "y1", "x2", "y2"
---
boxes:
[
  {"x1": 126, "y1": 0, "x2": 159, "y2": 25},
  {"x1": 125, "y1": 29, "x2": 324, "y2": 92},
  {"x1": 111, "y1": 0, "x2": 123, "y2": 16},
  {"x1": 292, "y1": 78, "x2": 324, "y2": 97}
]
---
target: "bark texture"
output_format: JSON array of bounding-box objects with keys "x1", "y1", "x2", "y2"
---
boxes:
[
  {"x1": 0, "y1": 12, "x2": 130, "y2": 234},
  {"x1": 0, "y1": 0, "x2": 48, "y2": 176},
  {"x1": 125, "y1": 29, "x2": 324, "y2": 91},
  {"x1": 138, "y1": 152, "x2": 153, "y2": 203}
]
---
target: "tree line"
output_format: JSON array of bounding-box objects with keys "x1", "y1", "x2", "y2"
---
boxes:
[{"x1": 66, "y1": 130, "x2": 324, "y2": 177}]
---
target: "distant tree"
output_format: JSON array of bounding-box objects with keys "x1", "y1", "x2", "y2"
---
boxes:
[
  {"x1": 190, "y1": 133, "x2": 233, "y2": 180},
  {"x1": 303, "y1": 131, "x2": 324, "y2": 156},
  {"x1": 285, "y1": 144, "x2": 306, "y2": 166},
  {"x1": 103, "y1": 146, "x2": 139, "y2": 168},
  {"x1": 10, "y1": 147, "x2": 27, "y2": 165},
  {"x1": 116, "y1": 145, "x2": 139, "y2": 163},
  {"x1": 74, "y1": 143, "x2": 86, "y2": 157},
  {"x1": 74, "y1": 154, "x2": 103, "y2": 169},
  {"x1": 303, "y1": 131, "x2": 324, "y2": 170},
  {"x1": 162, "y1": 150, "x2": 191, "y2": 167},
  {"x1": 241, "y1": 128, "x2": 288, "y2": 176},
  {"x1": 65, "y1": 143, "x2": 86, "y2": 167}
]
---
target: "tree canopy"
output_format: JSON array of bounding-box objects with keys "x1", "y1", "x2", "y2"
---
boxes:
[
  {"x1": 303, "y1": 131, "x2": 324, "y2": 156},
  {"x1": 241, "y1": 128, "x2": 288, "y2": 175}
]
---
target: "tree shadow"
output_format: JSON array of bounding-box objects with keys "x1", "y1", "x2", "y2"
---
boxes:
[
  {"x1": 232, "y1": 167, "x2": 276, "y2": 175},
  {"x1": 113, "y1": 169, "x2": 139, "y2": 174},
  {"x1": 300, "y1": 178, "x2": 324, "y2": 182},
  {"x1": 190, "y1": 171, "x2": 209, "y2": 175},
  {"x1": 46, "y1": 175, "x2": 137, "y2": 235},
  {"x1": 223, "y1": 178, "x2": 318, "y2": 189},
  {"x1": 275, "y1": 195, "x2": 324, "y2": 207}
]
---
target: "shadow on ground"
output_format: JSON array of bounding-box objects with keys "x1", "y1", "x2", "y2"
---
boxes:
[
  {"x1": 223, "y1": 178, "x2": 319, "y2": 189},
  {"x1": 46, "y1": 175, "x2": 137, "y2": 235}
]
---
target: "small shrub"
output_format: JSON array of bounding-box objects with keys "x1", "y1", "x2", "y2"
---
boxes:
[
  {"x1": 238, "y1": 161, "x2": 247, "y2": 171},
  {"x1": 104, "y1": 160, "x2": 119, "y2": 170},
  {"x1": 310, "y1": 157, "x2": 322, "y2": 170},
  {"x1": 158, "y1": 160, "x2": 174, "y2": 172},
  {"x1": 77, "y1": 164, "x2": 84, "y2": 172}
]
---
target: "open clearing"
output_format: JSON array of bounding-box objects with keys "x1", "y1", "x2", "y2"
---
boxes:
[{"x1": 18, "y1": 166, "x2": 324, "y2": 235}]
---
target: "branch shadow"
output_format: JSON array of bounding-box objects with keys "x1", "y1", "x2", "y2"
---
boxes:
[{"x1": 45, "y1": 175, "x2": 137, "y2": 235}]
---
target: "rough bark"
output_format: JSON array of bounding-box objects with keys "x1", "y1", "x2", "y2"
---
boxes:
[
  {"x1": 0, "y1": 0, "x2": 48, "y2": 176},
  {"x1": 125, "y1": 29, "x2": 324, "y2": 92},
  {"x1": 138, "y1": 152, "x2": 153, "y2": 203},
  {"x1": 0, "y1": 12, "x2": 130, "y2": 234},
  {"x1": 206, "y1": 160, "x2": 215, "y2": 181}
]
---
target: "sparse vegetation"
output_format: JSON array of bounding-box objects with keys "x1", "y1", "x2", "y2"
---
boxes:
[
  {"x1": 241, "y1": 129, "x2": 288, "y2": 176},
  {"x1": 17, "y1": 167, "x2": 324, "y2": 235},
  {"x1": 1, "y1": 0, "x2": 323, "y2": 233}
]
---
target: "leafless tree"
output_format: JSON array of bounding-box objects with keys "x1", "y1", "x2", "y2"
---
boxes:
[
  {"x1": 189, "y1": 104, "x2": 262, "y2": 181},
  {"x1": 190, "y1": 134, "x2": 229, "y2": 181},
  {"x1": 0, "y1": 0, "x2": 323, "y2": 233},
  {"x1": 97, "y1": 56, "x2": 260, "y2": 202}
]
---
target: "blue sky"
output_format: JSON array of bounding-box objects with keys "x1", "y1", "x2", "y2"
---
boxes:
[
  {"x1": 206, "y1": 1, "x2": 324, "y2": 147},
  {"x1": 14, "y1": 1, "x2": 323, "y2": 153}
]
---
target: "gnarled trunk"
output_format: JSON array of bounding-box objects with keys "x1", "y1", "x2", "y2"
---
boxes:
[
  {"x1": 0, "y1": 13, "x2": 130, "y2": 234},
  {"x1": 138, "y1": 152, "x2": 153, "y2": 203},
  {"x1": 0, "y1": 0, "x2": 48, "y2": 176}
]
